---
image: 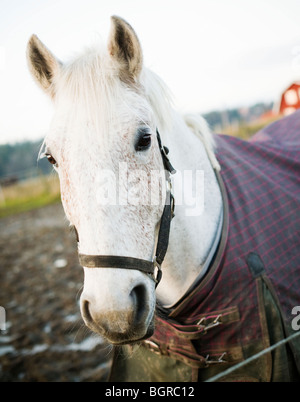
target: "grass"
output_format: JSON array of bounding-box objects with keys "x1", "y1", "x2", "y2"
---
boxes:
[
  {"x1": 0, "y1": 174, "x2": 61, "y2": 218},
  {"x1": 222, "y1": 116, "x2": 279, "y2": 140}
]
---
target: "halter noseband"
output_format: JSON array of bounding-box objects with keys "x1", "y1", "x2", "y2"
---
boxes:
[{"x1": 77, "y1": 130, "x2": 176, "y2": 288}]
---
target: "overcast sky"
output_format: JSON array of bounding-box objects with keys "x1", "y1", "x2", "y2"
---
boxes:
[{"x1": 1, "y1": 0, "x2": 300, "y2": 144}]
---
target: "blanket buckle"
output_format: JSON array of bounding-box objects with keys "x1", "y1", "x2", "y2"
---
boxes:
[
  {"x1": 197, "y1": 314, "x2": 222, "y2": 332},
  {"x1": 205, "y1": 352, "x2": 227, "y2": 366}
]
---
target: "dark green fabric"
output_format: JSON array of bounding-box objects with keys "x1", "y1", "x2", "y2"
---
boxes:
[
  {"x1": 110, "y1": 345, "x2": 194, "y2": 382},
  {"x1": 262, "y1": 278, "x2": 299, "y2": 382}
]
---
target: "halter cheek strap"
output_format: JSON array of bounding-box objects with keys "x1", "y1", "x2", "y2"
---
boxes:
[{"x1": 77, "y1": 130, "x2": 176, "y2": 288}]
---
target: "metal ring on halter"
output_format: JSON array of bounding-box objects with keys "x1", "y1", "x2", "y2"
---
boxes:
[{"x1": 153, "y1": 256, "x2": 162, "y2": 287}]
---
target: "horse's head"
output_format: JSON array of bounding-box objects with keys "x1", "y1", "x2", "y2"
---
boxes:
[{"x1": 27, "y1": 17, "x2": 171, "y2": 344}]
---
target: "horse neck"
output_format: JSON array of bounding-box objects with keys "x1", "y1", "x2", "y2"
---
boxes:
[{"x1": 156, "y1": 113, "x2": 223, "y2": 307}]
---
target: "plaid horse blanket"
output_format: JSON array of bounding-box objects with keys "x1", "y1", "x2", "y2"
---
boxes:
[{"x1": 110, "y1": 111, "x2": 300, "y2": 382}]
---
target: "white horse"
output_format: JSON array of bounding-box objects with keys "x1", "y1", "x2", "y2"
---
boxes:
[
  {"x1": 26, "y1": 16, "x2": 300, "y2": 381},
  {"x1": 27, "y1": 16, "x2": 222, "y2": 343}
]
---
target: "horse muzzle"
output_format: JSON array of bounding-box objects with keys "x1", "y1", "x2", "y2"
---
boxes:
[{"x1": 80, "y1": 279, "x2": 155, "y2": 344}]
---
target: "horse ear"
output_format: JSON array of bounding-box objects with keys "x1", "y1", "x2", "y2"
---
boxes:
[
  {"x1": 27, "y1": 35, "x2": 62, "y2": 99},
  {"x1": 108, "y1": 16, "x2": 143, "y2": 83}
]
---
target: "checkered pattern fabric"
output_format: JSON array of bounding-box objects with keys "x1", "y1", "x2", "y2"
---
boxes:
[{"x1": 148, "y1": 111, "x2": 300, "y2": 372}]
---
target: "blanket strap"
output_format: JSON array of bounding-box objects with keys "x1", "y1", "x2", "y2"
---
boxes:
[{"x1": 143, "y1": 309, "x2": 241, "y2": 369}]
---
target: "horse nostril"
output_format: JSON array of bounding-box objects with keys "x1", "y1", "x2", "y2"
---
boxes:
[{"x1": 130, "y1": 284, "x2": 147, "y2": 326}]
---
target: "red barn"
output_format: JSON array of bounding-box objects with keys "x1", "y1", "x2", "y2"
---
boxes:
[{"x1": 279, "y1": 82, "x2": 300, "y2": 116}]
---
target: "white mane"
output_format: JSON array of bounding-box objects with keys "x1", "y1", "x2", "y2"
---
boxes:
[{"x1": 141, "y1": 67, "x2": 220, "y2": 169}]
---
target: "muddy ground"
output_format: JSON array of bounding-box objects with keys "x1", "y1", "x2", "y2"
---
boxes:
[{"x1": 0, "y1": 202, "x2": 113, "y2": 382}]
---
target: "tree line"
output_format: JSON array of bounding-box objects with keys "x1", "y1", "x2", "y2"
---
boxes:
[
  {"x1": 0, "y1": 102, "x2": 273, "y2": 183},
  {"x1": 0, "y1": 139, "x2": 51, "y2": 182}
]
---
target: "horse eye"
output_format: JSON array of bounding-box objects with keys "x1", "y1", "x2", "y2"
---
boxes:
[
  {"x1": 135, "y1": 128, "x2": 152, "y2": 151},
  {"x1": 45, "y1": 153, "x2": 57, "y2": 166}
]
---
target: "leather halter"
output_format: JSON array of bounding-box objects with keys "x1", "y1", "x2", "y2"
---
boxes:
[{"x1": 77, "y1": 130, "x2": 176, "y2": 287}]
